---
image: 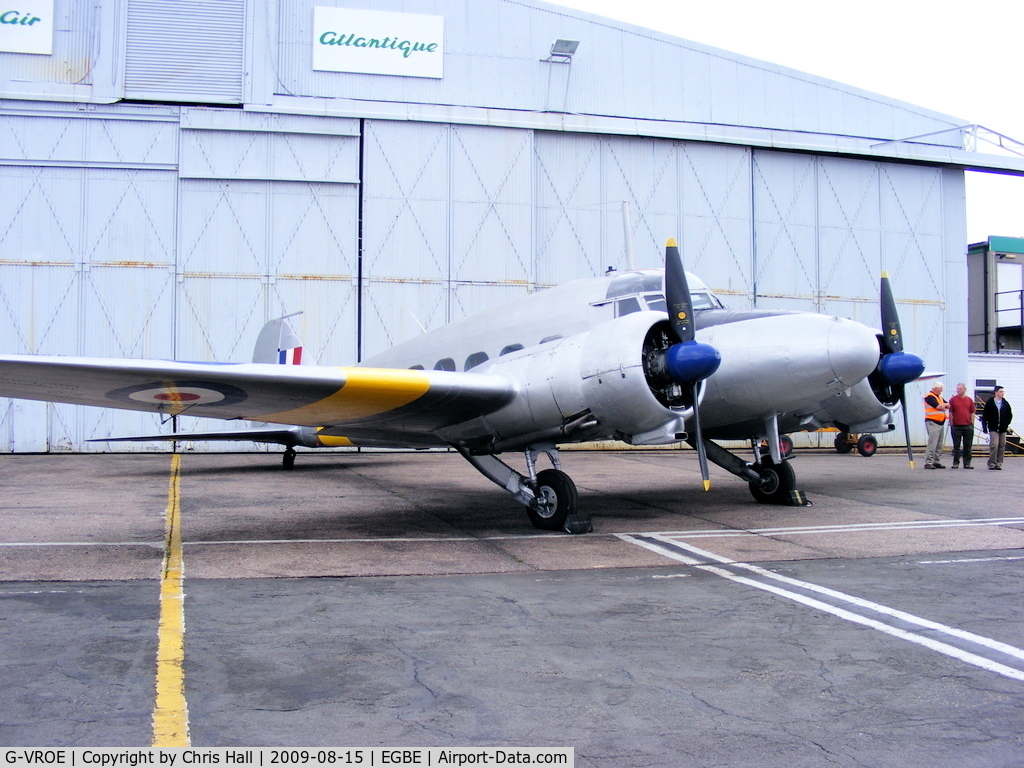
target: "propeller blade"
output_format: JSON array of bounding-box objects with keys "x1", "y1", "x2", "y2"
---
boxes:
[
  {"x1": 899, "y1": 391, "x2": 915, "y2": 468},
  {"x1": 664, "y1": 238, "x2": 717, "y2": 491},
  {"x1": 877, "y1": 271, "x2": 925, "y2": 385},
  {"x1": 691, "y1": 383, "x2": 711, "y2": 491},
  {"x1": 880, "y1": 271, "x2": 904, "y2": 355},
  {"x1": 665, "y1": 238, "x2": 695, "y2": 344}
]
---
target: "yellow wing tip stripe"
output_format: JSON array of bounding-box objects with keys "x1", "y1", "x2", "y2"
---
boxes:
[{"x1": 259, "y1": 367, "x2": 433, "y2": 425}]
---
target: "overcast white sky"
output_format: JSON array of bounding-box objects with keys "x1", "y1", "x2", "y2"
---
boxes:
[{"x1": 553, "y1": 0, "x2": 1024, "y2": 244}]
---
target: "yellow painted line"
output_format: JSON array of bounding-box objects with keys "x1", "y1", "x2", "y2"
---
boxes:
[
  {"x1": 152, "y1": 453, "x2": 190, "y2": 747},
  {"x1": 258, "y1": 367, "x2": 431, "y2": 425}
]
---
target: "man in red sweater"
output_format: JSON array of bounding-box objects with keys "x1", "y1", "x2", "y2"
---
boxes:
[{"x1": 948, "y1": 382, "x2": 976, "y2": 469}]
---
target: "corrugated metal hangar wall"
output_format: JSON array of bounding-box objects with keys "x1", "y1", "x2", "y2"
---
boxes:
[{"x1": 0, "y1": 0, "x2": 980, "y2": 452}]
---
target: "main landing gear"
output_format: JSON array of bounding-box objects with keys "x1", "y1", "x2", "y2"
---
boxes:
[
  {"x1": 692, "y1": 434, "x2": 810, "y2": 507},
  {"x1": 453, "y1": 444, "x2": 592, "y2": 534}
]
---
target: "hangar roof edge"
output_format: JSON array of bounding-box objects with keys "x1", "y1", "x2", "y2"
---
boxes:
[
  {"x1": 520, "y1": 0, "x2": 969, "y2": 128},
  {"x1": 254, "y1": 96, "x2": 1024, "y2": 176}
]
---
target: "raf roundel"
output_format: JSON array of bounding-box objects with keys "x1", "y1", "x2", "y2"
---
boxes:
[{"x1": 107, "y1": 380, "x2": 247, "y2": 408}]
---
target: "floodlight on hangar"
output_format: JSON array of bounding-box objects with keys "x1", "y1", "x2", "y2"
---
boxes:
[{"x1": 545, "y1": 39, "x2": 579, "y2": 62}]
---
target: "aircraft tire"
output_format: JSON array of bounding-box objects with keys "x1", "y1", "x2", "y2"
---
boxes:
[
  {"x1": 527, "y1": 469, "x2": 579, "y2": 531},
  {"x1": 283, "y1": 448, "x2": 296, "y2": 470},
  {"x1": 857, "y1": 434, "x2": 878, "y2": 457},
  {"x1": 748, "y1": 458, "x2": 796, "y2": 504},
  {"x1": 834, "y1": 433, "x2": 854, "y2": 454}
]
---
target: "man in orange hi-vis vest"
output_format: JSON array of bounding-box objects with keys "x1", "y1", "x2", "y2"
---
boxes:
[{"x1": 923, "y1": 382, "x2": 949, "y2": 469}]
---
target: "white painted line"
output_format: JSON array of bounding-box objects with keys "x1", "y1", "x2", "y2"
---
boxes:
[
  {"x1": 619, "y1": 534, "x2": 1024, "y2": 682},
  {"x1": 652, "y1": 517, "x2": 1024, "y2": 539},
  {"x1": 655, "y1": 535, "x2": 1024, "y2": 663},
  {"x1": 0, "y1": 541, "x2": 164, "y2": 548},
  {"x1": 0, "y1": 534, "x2": 565, "y2": 547},
  {"x1": 919, "y1": 556, "x2": 1024, "y2": 565},
  {"x1": 698, "y1": 560, "x2": 1024, "y2": 683}
]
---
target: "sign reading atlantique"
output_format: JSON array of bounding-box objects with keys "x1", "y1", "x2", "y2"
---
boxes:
[
  {"x1": 313, "y1": 7, "x2": 444, "y2": 79},
  {"x1": 0, "y1": 0, "x2": 53, "y2": 55}
]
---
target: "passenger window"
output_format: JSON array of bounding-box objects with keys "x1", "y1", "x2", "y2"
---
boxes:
[
  {"x1": 500, "y1": 344, "x2": 524, "y2": 356},
  {"x1": 434, "y1": 358, "x2": 456, "y2": 371},
  {"x1": 464, "y1": 351, "x2": 490, "y2": 370},
  {"x1": 540, "y1": 335, "x2": 562, "y2": 344}
]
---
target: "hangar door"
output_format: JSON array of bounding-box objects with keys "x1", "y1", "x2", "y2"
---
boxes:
[{"x1": 0, "y1": 106, "x2": 360, "y2": 452}]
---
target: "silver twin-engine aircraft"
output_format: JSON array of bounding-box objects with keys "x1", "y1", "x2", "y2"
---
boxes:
[{"x1": 0, "y1": 241, "x2": 927, "y2": 533}]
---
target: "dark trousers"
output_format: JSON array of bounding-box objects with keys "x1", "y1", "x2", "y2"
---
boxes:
[{"x1": 951, "y1": 424, "x2": 974, "y2": 465}]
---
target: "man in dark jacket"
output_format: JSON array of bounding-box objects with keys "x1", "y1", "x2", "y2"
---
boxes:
[{"x1": 982, "y1": 386, "x2": 1013, "y2": 470}]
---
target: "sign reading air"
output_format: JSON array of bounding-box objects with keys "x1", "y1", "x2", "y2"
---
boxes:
[
  {"x1": 0, "y1": 0, "x2": 53, "y2": 55},
  {"x1": 313, "y1": 7, "x2": 443, "y2": 79}
]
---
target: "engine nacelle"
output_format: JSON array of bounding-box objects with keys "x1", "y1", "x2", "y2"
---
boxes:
[
  {"x1": 482, "y1": 312, "x2": 694, "y2": 448},
  {"x1": 580, "y1": 312, "x2": 697, "y2": 444}
]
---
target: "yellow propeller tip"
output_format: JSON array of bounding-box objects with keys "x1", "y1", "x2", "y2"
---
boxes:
[
  {"x1": 909, "y1": 461, "x2": 915, "y2": 469},
  {"x1": 666, "y1": 237, "x2": 678, "y2": 248},
  {"x1": 881, "y1": 270, "x2": 890, "y2": 279},
  {"x1": 703, "y1": 480, "x2": 711, "y2": 491}
]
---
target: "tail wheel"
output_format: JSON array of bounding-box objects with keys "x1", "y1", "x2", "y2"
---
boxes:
[
  {"x1": 834, "y1": 432, "x2": 854, "y2": 454},
  {"x1": 527, "y1": 469, "x2": 579, "y2": 531},
  {"x1": 283, "y1": 448, "x2": 296, "y2": 470},
  {"x1": 857, "y1": 434, "x2": 878, "y2": 457},
  {"x1": 749, "y1": 458, "x2": 797, "y2": 504}
]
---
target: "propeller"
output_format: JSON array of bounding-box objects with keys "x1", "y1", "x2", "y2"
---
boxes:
[
  {"x1": 663, "y1": 238, "x2": 721, "y2": 490},
  {"x1": 876, "y1": 271, "x2": 926, "y2": 468}
]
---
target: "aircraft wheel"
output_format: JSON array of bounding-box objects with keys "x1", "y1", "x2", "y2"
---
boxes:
[
  {"x1": 527, "y1": 469, "x2": 579, "y2": 531},
  {"x1": 749, "y1": 458, "x2": 797, "y2": 504},
  {"x1": 834, "y1": 433, "x2": 854, "y2": 454},
  {"x1": 283, "y1": 448, "x2": 296, "y2": 470},
  {"x1": 857, "y1": 434, "x2": 878, "y2": 457}
]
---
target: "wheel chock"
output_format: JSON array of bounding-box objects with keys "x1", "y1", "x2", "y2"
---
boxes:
[
  {"x1": 563, "y1": 511, "x2": 593, "y2": 534},
  {"x1": 787, "y1": 489, "x2": 812, "y2": 507}
]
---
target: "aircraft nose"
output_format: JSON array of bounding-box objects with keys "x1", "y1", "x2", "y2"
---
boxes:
[{"x1": 827, "y1": 318, "x2": 881, "y2": 386}]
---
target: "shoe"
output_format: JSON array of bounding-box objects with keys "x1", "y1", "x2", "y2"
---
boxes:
[
  {"x1": 933, "y1": 463, "x2": 945, "y2": 469},
  {"x1": 951, "y1": 462, "x2": 959, "y2": 469},
  {"x1": 964, "y1": 465, "x2": 973, "y2": 469},
  {"x1": 994, "y1": 466, "x2": 1003, "y2": 470},
  {"x1": 924, "y1": 464, "x2": 936, "y2": 469}
]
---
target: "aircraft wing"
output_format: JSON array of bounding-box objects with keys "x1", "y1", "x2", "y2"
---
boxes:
[{"x1": 0, "y1": 356, "x2": 515, "y2": 440}]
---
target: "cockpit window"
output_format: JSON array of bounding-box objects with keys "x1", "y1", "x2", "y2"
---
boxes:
[
  {"x1": 645, "y1": 294, "x2": 667, "y2": 313},
  {"x1": 605, "y1": 272, "x2": 664, "y2": 300},
  {"x1": 690, "y1": 291, "x2": 723, "y2": 310},
  {"x1": 604, "y1": 270, "x2": 724, "y2": 311},
  {"x1": 615, "y1": 297, "x2": 642, "y2": 317}
]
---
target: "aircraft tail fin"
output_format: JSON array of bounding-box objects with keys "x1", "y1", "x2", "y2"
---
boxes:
[{"x1": 253, "y1": 313, "x2": 304, "y2": 365}]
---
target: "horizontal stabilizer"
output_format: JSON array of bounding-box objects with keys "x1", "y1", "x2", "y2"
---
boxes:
[{"x1": 89, "y1": 427, "x2": 306, "y2": 447}]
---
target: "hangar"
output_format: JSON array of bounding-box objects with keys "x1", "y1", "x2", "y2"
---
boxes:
[{"x1": 1, "y1": 0, "x2": 1022, "y2": 453}]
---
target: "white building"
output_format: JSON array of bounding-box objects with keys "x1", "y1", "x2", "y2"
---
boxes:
[{"x1": 2, "y1": 0, "x2": 1022, "y2": 452}]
